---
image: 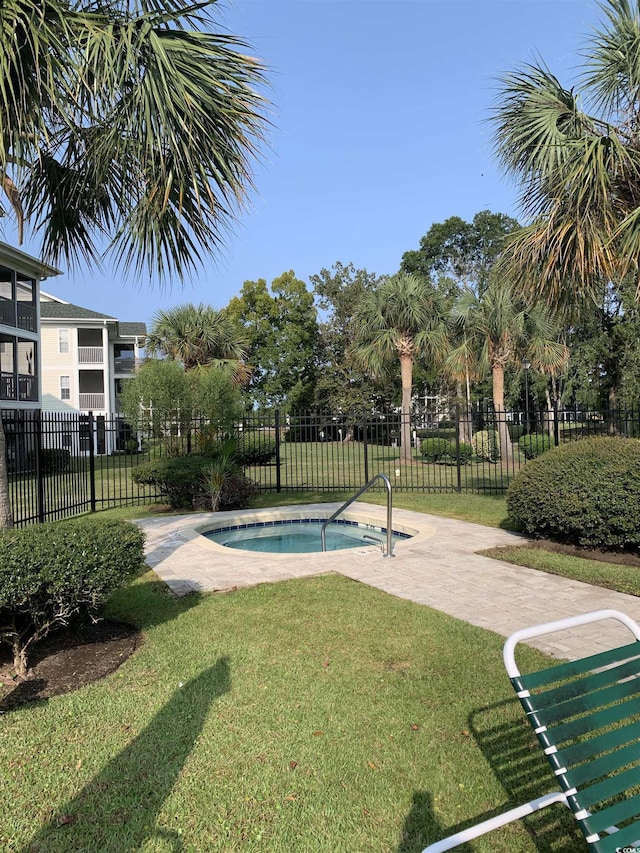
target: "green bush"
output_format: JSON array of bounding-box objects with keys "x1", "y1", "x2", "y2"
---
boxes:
[
  {"x1": 507, "y1": 437, "x2": 640, "y2": 550},
  {"x1": 25, "y1": 447, "x2": 71, "y2": 473},
  {"x1": 132, "y1": 453, "x2": 258, "y2": 510},
  {"x1": 415, "y1": 427, "x2": 456, "y2": 441},
  {"x1": 456, "y1": 440, "x2": 473, "y2": 464},
  {"x1": 518, "y1": 432, "x2": 552, "y2": 460},
  {"x1": 132, "y1": 455, "x2": 209, "y2": 507},
  {"x1": 0, "y1": 517, "x2": 145, "y2": 675},
  {"x1": 234, "y1": 432, "x2": 277, "y2": 466},
  {"x1": 472, "y1": 429, "x2": 500, "y2": 462},
  {"x1": 420, "y1": 437, "x2": 450, "y2": 461},
  {"x1": 507, "y1": 424, "x2": 526, "y2": 441}
]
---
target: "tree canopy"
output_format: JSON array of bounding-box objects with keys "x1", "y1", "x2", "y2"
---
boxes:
[
  {"x1": 492, "y1": 0, "x2": 640, "y2": 303},
  {"x1": 0, "y1": 0, "x2": 268, "y2": 280}
]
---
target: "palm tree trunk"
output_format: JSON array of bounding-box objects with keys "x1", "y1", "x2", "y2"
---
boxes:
[
  {"x1": 492, "y1": 364, "x2": 513, "y2": 463},
  {"x1": 400, "y1": 353, "x2": 414, "y2": 464},
  {"x1": 0, "y1": 413, "x2": 14, "y2": 528}
]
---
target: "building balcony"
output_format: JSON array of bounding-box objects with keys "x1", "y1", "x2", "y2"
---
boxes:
[
  {"x1": 78, "y1": 346, "x2": 104, "y2": 364},
  {"x1": 79, "y1": 392, "x2": 105, "y2": 410},
  {"x1": 114, "y1": 356, "x2": 142, "y2": 374},
  {"x1": 0, "y1": 298, "x2": 37, "y2": 333}
]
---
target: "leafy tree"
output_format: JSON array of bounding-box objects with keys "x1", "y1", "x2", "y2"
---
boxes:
[
  {"x1": 561, "y1": 278, "x2": 640, "y2": 410},
  {"x1": 309, "y1": 262, "x2": 384, "y2": 413},
  {"x1": 146, "y1": 303, "x2": 249, "y2": 380},
  {"x1": 401, "y1": 211, "x2": 520, "y2": 296},
  {"x1": 0, "y1": 0, "x2": 267, "y2": 527},
  {"x1": 226, "y1": 271, "x2": 318, "y2": 410},
  {"x1": 120, "y1": 358, "x2": 242, "y2": 437},
  {"x1": 492, "y1": 0, "x2": 640, "y2": 303},
  {"x1": 352, "y1": 272, "x2": 448, "y2": 463},
  {"x1": 449, "y1": 277, "x2": 568, "y2": 460}
]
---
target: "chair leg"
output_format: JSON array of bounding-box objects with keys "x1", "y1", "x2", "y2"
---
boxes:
[{"x1": 421, "y1": 791, "x2": 569, "y2": 853}]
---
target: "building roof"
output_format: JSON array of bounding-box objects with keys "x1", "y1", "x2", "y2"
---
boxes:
[
  {"x1": 0, "y1": 242, "x2": 62, "y2": 280},
  {"x1": 118, "y1": 321, "x2": 147, "y2": 337},
  {"x1": 40, "y1": 301, "x2": 117, "y2": 321}
]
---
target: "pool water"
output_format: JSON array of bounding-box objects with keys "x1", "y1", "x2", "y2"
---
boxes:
[{"x1": 203, "y1": 519, "x2": 410, "y2": 554}]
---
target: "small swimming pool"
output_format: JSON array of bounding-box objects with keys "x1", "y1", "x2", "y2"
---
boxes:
[{"x1": 203, "y1": 518, "x2": 412, "y2": 554}]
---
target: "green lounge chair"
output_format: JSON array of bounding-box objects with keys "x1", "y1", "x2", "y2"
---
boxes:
[{"x1": 422, "y1": 608, "x2": 640, "y2": 853}]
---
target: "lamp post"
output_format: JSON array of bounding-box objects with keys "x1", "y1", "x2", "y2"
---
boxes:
[{"x1": 522, "y1": 359, "x2": 531, "y2": 433}]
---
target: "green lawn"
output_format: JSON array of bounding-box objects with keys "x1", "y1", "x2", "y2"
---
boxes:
[
  {"x1": 0, "y1": 572, "x2": 584, "y2": 853},
  {"x1": 3, "y1": 488, "x2": 635, "y2": 851},
  {"x1": 245, "y1": 439, "x2": 526, "y2": 495}
]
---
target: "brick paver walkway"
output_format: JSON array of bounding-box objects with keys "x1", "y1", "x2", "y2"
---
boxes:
[{"x1": 136, "y1": 503, "x2": 640, "y2": 661}]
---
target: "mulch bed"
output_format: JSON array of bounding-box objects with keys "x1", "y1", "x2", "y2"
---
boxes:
[
  {"x1": 529, "y1": 539, "x2": 640, "y2": 568},
  {"x1": 0, "y1": 620, "x2": 140, "y2": 711}
]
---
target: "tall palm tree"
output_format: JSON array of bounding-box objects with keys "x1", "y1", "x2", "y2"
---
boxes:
[
  {"x1": 0, "y1": 0, "x2": 267, "y2": 527},
  {"x1": 146, "y1": 303, "x2": 249, "y2": 380},
  {"x1": 351, "y1": 272, "x2": 448, "y2": 464},
  {"x1": 448, "y1": 277, "x2": 568, "y2": 461},
  {"x1": 492, "y1": 0, "x2": 640, "y2": 305}
]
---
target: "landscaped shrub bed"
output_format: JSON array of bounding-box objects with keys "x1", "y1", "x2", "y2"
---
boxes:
[
  {"x1": 132, "y1": 454, "x2": 258, "y2": 509},
  {"x1": 507, "y1": 437, "x2": 640, "y2": 550},
  {"x1": 0, "y1": 517, "x2": 145, "y2": 675}
]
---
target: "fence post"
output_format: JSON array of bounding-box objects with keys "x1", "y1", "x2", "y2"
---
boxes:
[
  {"x1": 88, "y1": 411, "x2": 96, "y2": 513},
  {"x1": 553, "y1": 399, "x2": 560, "y2": 447},
  {"x1": 362, "y1": 414, "x2": 369, "y2": 483},
  {"x1": 454, "y1": 404, "x2": 462, "y2": 493},
  {"x1": 34, "y1": 410, "x2": 45, "y2": 523},
  {"x1": 274, "y1": 409, "x2": 282, "y2": 493}
]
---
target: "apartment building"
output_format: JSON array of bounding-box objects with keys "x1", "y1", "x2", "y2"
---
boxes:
[
  {"x1": 39, "y1": 293, "x2": 146, "y2": 423},
  {"x1": 0, "y1": 243, "x2": 61, "y2": 412}
]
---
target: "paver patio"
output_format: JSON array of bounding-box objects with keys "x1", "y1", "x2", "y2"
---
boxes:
[{"x1": 136, "y1": 502, "x2": 640, "y2": 661}]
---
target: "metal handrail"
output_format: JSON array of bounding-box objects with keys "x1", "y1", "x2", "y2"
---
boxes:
[{"x1": 321, "y1": 473, "x2": 394, "y2": 557}]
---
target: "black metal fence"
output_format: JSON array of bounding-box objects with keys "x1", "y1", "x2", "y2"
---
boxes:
[{"x1": 2, "y1": 404, "x2": 639, "y2": 527}]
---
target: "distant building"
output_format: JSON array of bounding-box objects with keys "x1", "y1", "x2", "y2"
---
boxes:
[
  {"x1": 0, "y1": 242, "x2": 61, "y2": 468},
  {"x1": 39, "y1": 293, "x2": 146, "y2": 454},
  {"x1": 39, "y1": 292, "x2": 146, "y2": 417}
]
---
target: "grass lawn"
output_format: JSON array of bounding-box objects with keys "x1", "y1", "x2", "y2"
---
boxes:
[
  {"x1": 1, "y1": 572, "x2": 585, "y2": 853},
  {"x1": 4, "y1": 489, "x2": 635, "y2": 851}
]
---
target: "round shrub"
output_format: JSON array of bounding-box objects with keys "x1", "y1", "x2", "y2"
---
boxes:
[
  {"x1": 0, "y1": 517, "x2": 145, "y2": 674},
  {"x1": 472, "y1": 429, "x2": 500, "y2": 462},
  {"x1": 420, "y1": 437, "x2": 450, "y2": 461},
  {"x1": 506, "y1": 437, "x2": 640, "y2": 550},
  {"x1": 518, "y1": 432, "x2": 552, "y2": 460}
]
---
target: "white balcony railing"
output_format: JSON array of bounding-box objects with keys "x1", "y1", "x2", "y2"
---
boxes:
[
  {"x1": 78, "y1": 346, "x2": 104, "y2": 364},
  {"x1": 79, "y1": 392, "x2": 105, "y2": 410}
]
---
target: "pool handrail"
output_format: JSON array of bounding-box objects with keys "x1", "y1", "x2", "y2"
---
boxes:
[{"x1": 320, "y1": 473, "x2": 394, "y2": 557}]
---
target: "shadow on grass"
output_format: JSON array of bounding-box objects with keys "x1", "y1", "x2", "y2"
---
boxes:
[
  {"x1": 21, "y1": 657, "x2": 230, "y2": 853},
  {"x1": 398, "y1": 700, "x2": 584, "y2": 852},
  {"x1": 466, "y1": 698, "x2": 585, "y2": 852},
  {"x1": 396, "y1": 791, "x2": 468, "y2": 853}
]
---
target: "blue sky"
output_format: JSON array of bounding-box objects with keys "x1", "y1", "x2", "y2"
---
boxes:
[{"x1": 24, "y1": 0, "x2": 599, "y2": 325}]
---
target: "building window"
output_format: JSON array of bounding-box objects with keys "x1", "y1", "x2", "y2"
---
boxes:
[
  {"x1": 58, "y1": 328, "x2": 70, "y2": 354},
  {"x1": 60, "y1": 375, "x2": 71, "y2": 400},
  {"x1": 62, "y1": 432, "x2": 72, "y2": 449}
]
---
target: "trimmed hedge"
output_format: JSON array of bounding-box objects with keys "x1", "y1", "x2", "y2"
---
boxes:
[
  {"x1": 25, "y1": 447, "x2": 71, "y2": 474},
  {"x1": 234, "y1": 433, "x2": 277, "y2": 466},
  {"x1": 518, "y1": 432, "x2": 552, "y2": 460},
  {"x1": 472, "y1": 430, "x2": 500, "y2": 462},
  {"x1": 420, "y1": 437, "x2": 450, "y2": 461},
  {"x1": 507, "y1": 437, "x2": 640, "y2": 550},
  {"x1": 0, "y1": 517, "x2": 145, "y2": 675}
]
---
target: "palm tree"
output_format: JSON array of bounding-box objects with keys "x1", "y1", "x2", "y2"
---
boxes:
[
  {"x1": 0, "y1": 0, "x2": 267, "y2": 527},
  {"x1": 448, "y1": 277, "x2": 568, "y2": 461},
  {"x1": 492, "y1": 0, "x2": 640, "y2": 304},
  {"x1": 351, "y1": 272, "x2": 448, "y2": 464},
  {"x1": 146, "y1": 303, "x2": 249, "y2": 380}
]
